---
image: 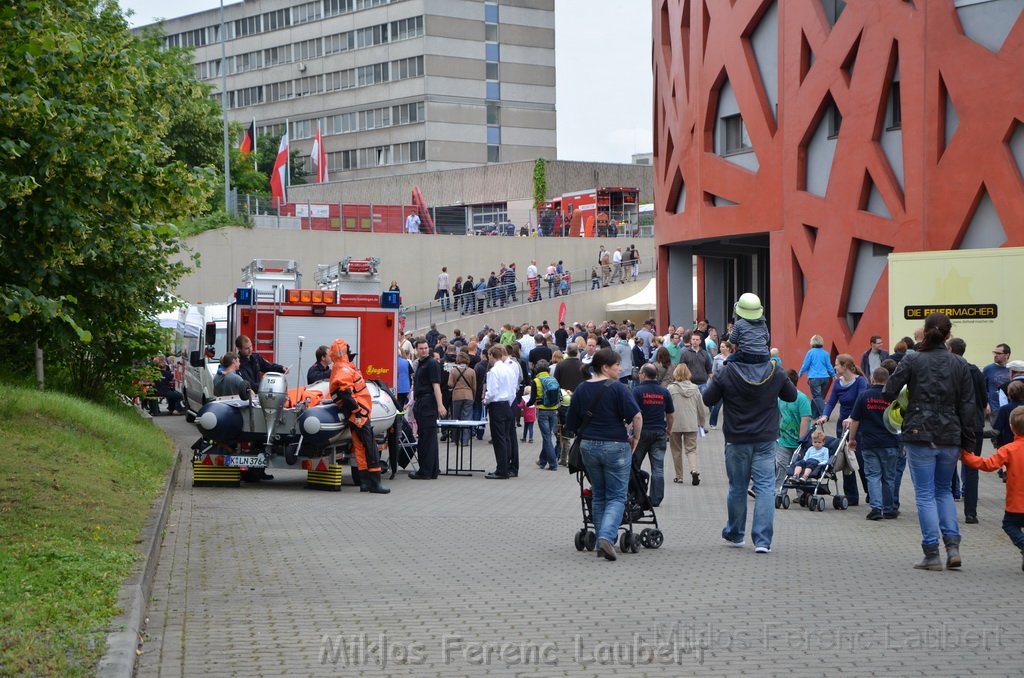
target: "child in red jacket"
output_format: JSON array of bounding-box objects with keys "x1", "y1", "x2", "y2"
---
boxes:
[{"x1": 961, "y1": 405, "x2": 1024, "y2": 571}]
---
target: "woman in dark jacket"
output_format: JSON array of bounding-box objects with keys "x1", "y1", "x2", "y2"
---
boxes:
[
  {"x1": 884, "y1": 313, "x2": 977, "y2": 571},
  {"x1": 565, "y1": 349, "x2": 642, "y2": 561}
]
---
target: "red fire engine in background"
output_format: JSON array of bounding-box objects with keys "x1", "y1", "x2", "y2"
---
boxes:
[{"x1": 545, "y1": 187, "x2": 640, "y2": 237}]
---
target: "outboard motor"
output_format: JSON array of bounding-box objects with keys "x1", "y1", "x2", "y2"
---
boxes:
[{"x1": 258, "y1": 372, "x2": 289, "y2": 445}]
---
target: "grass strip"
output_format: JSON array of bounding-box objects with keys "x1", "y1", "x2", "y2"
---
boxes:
[{"x1": 0, "y1": 385, "x2": 174, "y2": 677}]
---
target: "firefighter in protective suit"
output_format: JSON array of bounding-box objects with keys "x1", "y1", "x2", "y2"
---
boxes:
[{"x1": 329, "y1": 338, "x2": 390, "y2": 494}]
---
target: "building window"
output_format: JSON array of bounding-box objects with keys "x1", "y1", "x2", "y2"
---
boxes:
[
  {"x1": 485, "y1": 43, "x2": 500, "y2": 63},
  {"x1": 888, "y1": 81, "x2": 901, "y2": 130},
  {"x1": 292, "y1": 1, "x2": 322, "y2": 25},
  {"x1": 263, "y1": 8, "x2": 290, "y2": 31},
  {"x1": 484, "y1": 3, "x2": 499, "y2": 24},
  {"x1": 722, "y1": 114, "x2": 752, "y2": 154},
  {"x1": 487, "y1": 126, "x2": 501, "y2": 146},
  {"x1": 267, "y1": 80, "x2": 294, "y2": 102},
  {"x1": 294, "y1": 38, "x2": 322, "y2": 62},
  {"x1": 828, "y1": 101, "x2": 842, "y2": 138},
  {"x1": 471, "y1": 202, "x2": 508, "y2": 227},
  {"x1": 485, "y1": 23, "x2": 498, "y2": 42},
  {"x1": 234, "y1": 15, "x2": 260, "y2": 38},
  {"x1": 328, "y1": 112, "x2": 357, "y2": 134},
  {"x1": 487, "y1": 145, "x2": 500, "y2": 162},
  {"x1": 824, "y1": 0, "x2": 846, "y2": 24},
  {"x1": 264, "y1": 45, "x2": 291, "y2": 67},
  {"x1": 292, "y1": 119, "x2": 316, "y2": 140},
  {"x1": 486, "y1": 82, "x2": 500, "y2": 100},
  {"x1": 486, "y1": 103, "x2": 500, "y2": 125},
  {"x1": 486, "y1": 62, "x2": 499, "y2": 80}
]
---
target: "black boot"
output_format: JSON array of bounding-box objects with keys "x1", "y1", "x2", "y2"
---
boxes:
[
  {"x1": 943, "y1": 534, "x2": 962, "y2": 569},
  {"x1": 364, "y1": 471, "x2": 391, "y2": 494},
  {"x1": 913, "y1": 543, "x2": 943, "y2": 571}
]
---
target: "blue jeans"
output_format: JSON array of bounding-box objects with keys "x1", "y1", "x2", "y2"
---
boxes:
[
  {"x1": 536, "y1": 409, "x2": 558, "y2": 469},
  {"x1": 894, "y1": 448, "x2": 907, "y2": 509},
  {"x1": 581, "y1": 440, "x2": 631, "y2": 545},
  {"x1": 861, "y1": 447, "x2": 899, "y2": 512},
  {"x1": 807, "y1": 378, "x2": 830, "y2": 418},
  {"x1": 1002, "y1": 512, "x2": 1024, "y2": 551},
  {"x1": 633, "y1": 430, "x2": 668, "y2": 506},
  {"x1": 472, "y1": 401, "x2": 485, "y2": 440},
  {"x1": 723, "y1": 441, "x2": 776, "y2": 548},
  {"x1": 709, "y1": 401, "x2": 722, "y2": 427},
  {"x1": 905, "y1": 444, "x2": 960, "y2": 545},
  {"x1": 451, "y1": 399, "x2": 473, "y2": 444}
]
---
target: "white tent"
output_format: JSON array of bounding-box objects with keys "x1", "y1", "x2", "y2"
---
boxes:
[{"x1": 605, "y1": 278, "x2": 656, "y2": 314}]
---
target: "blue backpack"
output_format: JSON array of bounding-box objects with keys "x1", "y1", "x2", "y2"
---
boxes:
[{"x1": 539, "y1": 375, "x2": 561, "y2": 407}]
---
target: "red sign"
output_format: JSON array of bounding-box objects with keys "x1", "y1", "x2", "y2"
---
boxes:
[{"x1": 558, "y1": 302, "x2": 567, "y2": 325}]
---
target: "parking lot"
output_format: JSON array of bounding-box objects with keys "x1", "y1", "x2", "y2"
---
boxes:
[{"x1": 138, "y1": 416, "x2": 1024, "y2": 677}]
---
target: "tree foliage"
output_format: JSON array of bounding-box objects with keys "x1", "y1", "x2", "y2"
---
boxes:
[
  {"x1": 533, "y1": 158, "x2": 547, "y2": 209},
  {"x1": 0, "y1": 0, "x2": 216, "y2": 399}
]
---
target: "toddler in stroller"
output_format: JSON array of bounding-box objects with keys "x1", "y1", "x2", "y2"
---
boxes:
[
  {"x1": 776, "y1": 425, "x2": 852, "y2": 512},
  {"x1": 787, "y1": 430, "x2": 830, "y2": 481}
]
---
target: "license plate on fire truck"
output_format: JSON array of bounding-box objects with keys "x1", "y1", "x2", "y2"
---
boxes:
[{"x1": 224, "y1": 454, "x2": 267, "y2": 468}]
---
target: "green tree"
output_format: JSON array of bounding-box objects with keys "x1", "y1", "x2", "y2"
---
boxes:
[
  {"x1": 0, "y1": 0, "x2": 212, "y2": 399},
  {"x1": 533, "y1": 158, "x2": 547, "y2": 209},
  {"x1": 256, "y1": 133, "x2": 307, "y2": 187}
]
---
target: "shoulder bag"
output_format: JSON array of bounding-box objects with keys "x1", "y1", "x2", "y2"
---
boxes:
[{"x1": 567, "y1": 380, "x2": 613, "y2": 474}]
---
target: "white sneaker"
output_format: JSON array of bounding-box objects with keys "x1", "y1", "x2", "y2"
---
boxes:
[
  {"x1": 709, "y1": 425, "x2": 717, "y2": 430},
  {"x1": 723, "y1": 538, "x2": 745, "y2": 548},
  {"x1": 754, "y1": 546, "x2": 772, "y2": 554}
]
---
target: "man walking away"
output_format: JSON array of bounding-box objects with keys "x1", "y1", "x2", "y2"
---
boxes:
[
  {"x1": 703, "y1": 355, "x2": 797, "y2": 553},
  {"x1": 633, "y1": 364, "x2": 675, "y2": 507},
  {"x1": 848, "y1": 368, "x2": 901, "y2": 520}
]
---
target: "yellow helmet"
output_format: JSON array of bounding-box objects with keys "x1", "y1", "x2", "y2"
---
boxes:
[{"x1": 883, "y1": 386, "x2": 909, "y2": 435}]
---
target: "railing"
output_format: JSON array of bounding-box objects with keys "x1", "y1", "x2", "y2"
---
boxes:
[{"x1": 397, "y1": 256, "x2": 656, "y2": 332}]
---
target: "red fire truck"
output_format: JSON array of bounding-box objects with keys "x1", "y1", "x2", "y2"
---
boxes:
[
  {"x1": 184, "y1": 258, "x2": 402, "y2": 489},
  {"x1": 185, "y1": 258, "x2": 399, "y2": 415},
  {"x1": 546, "y1": 187, "x2": 640, "y2": 237}
]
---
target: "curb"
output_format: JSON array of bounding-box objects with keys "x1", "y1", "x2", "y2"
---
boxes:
[{"x1": 95, "y1": 441, "x2": 183, "y2": 678}]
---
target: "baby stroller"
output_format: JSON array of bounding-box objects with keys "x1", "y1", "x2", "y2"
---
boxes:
[
  {"x1": 776, "y1": 426, "x2": 852, "y2": 512},
  {"x1": 573, "y1": 462, "x2": 664, "y2": 554}
]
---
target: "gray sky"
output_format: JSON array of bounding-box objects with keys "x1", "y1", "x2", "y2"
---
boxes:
[{"x1": 119, "y1": 0, "x2": 652, "y2": 163}]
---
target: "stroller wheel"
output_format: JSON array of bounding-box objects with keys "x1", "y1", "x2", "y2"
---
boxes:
[
  {"x1": 840, "y1": 496, "x2": 849, "y2": 510},
  {"x1": 833, "y1": 496, "x2": 843, "y2": 510},
  {"x1": 585, "y1": 531, "x2": 596, "y2": 551},
  {"x1": 774, "y1": 495, "x2": 782, "y2": 509},
  {"x1": 782, "y1": 494, "x2": 791, "y2": 510},
  {"x1": 619, "y1": 531, "x2": 631, "y2": 553},
  {"x1": 646, "y1": 529, "x2": 664, "y2": 549},
  {"x1": 574, "y1": 529, "x2": 586, "y2": 551},
  {"x1": 816, "y1": 497, "x2": 827, "y2": 512},
  {"x1": 629, "y1": 535, "x2": 640, "y2": 553},
  {"x1": 799, "y1": 493, "x2": 808, "y2": 508}
]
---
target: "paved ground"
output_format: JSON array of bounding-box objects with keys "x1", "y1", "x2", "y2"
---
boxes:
[{"x1": 139, "y1": 416, "x2": 1024, "y2": 677}]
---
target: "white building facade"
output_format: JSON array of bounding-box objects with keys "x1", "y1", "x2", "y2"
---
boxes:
[{"x1": 144, "y1": 0, "x2": 556, "y2": 181}]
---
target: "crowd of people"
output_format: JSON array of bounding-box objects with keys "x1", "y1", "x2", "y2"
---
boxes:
[{"x1": 395, "y1": 297, "x2": 1024, "y2": 571}]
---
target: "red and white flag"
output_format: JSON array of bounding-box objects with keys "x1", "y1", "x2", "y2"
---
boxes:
[
  {"x1": 311, "y1": 124, "x2": 328, "y2": 183},
  {"x1": 269, "y1": 130, "x2": 289, "y2": 208}
]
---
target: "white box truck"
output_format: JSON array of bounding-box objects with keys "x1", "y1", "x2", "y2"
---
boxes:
[{"x1": 888, "y1": 247, "x2": 1024, "y2": 368}]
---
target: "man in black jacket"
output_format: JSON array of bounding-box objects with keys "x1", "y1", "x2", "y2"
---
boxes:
[
  {"x1": 235, "y1": 335, "x2": 287, "y2": 391},
  {"x1": 703, "y1": 360, "x2": 797, "y2": 553},
  {"x1": 306, "y1": 345, "x2": 331, "y2": 384}
]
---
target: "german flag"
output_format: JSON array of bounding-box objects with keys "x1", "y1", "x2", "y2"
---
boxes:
[{"x1": 239, "y1": 119, "x2": 255, "y2": 155}]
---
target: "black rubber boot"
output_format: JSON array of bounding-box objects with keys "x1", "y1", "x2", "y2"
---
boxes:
[
  {"x1": 943, "y1": 534, "x2": 962, "y2": 569},
  {"x1": 364, "y1": 471, "x2": 391, "y2": 494},
  {"x1": 913, "y1": 543, "x2": 943, "y2": 571}
]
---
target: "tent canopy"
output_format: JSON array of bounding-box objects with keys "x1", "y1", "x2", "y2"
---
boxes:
[{"x1": 605, "y1": 278, "x2": 656, "y2": 314}]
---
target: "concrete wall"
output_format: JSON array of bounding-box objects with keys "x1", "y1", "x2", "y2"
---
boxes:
[
  {"x1": 289, "y1": 159, "x2": 655, "y2": 206},
  {"x1": 174, "y1": 227, "x2": 655, "y2": 310}
]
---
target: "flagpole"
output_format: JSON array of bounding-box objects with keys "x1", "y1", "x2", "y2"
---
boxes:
[
  {"x1": 285, "y1": 117, "x2": 290, "y2": 199},
  {"x1": 219, "y1": 0, "x2": 232, "y2": 215},
  {"x1": 252, "y1": 117, "x2": 257, "y2": 171}
]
